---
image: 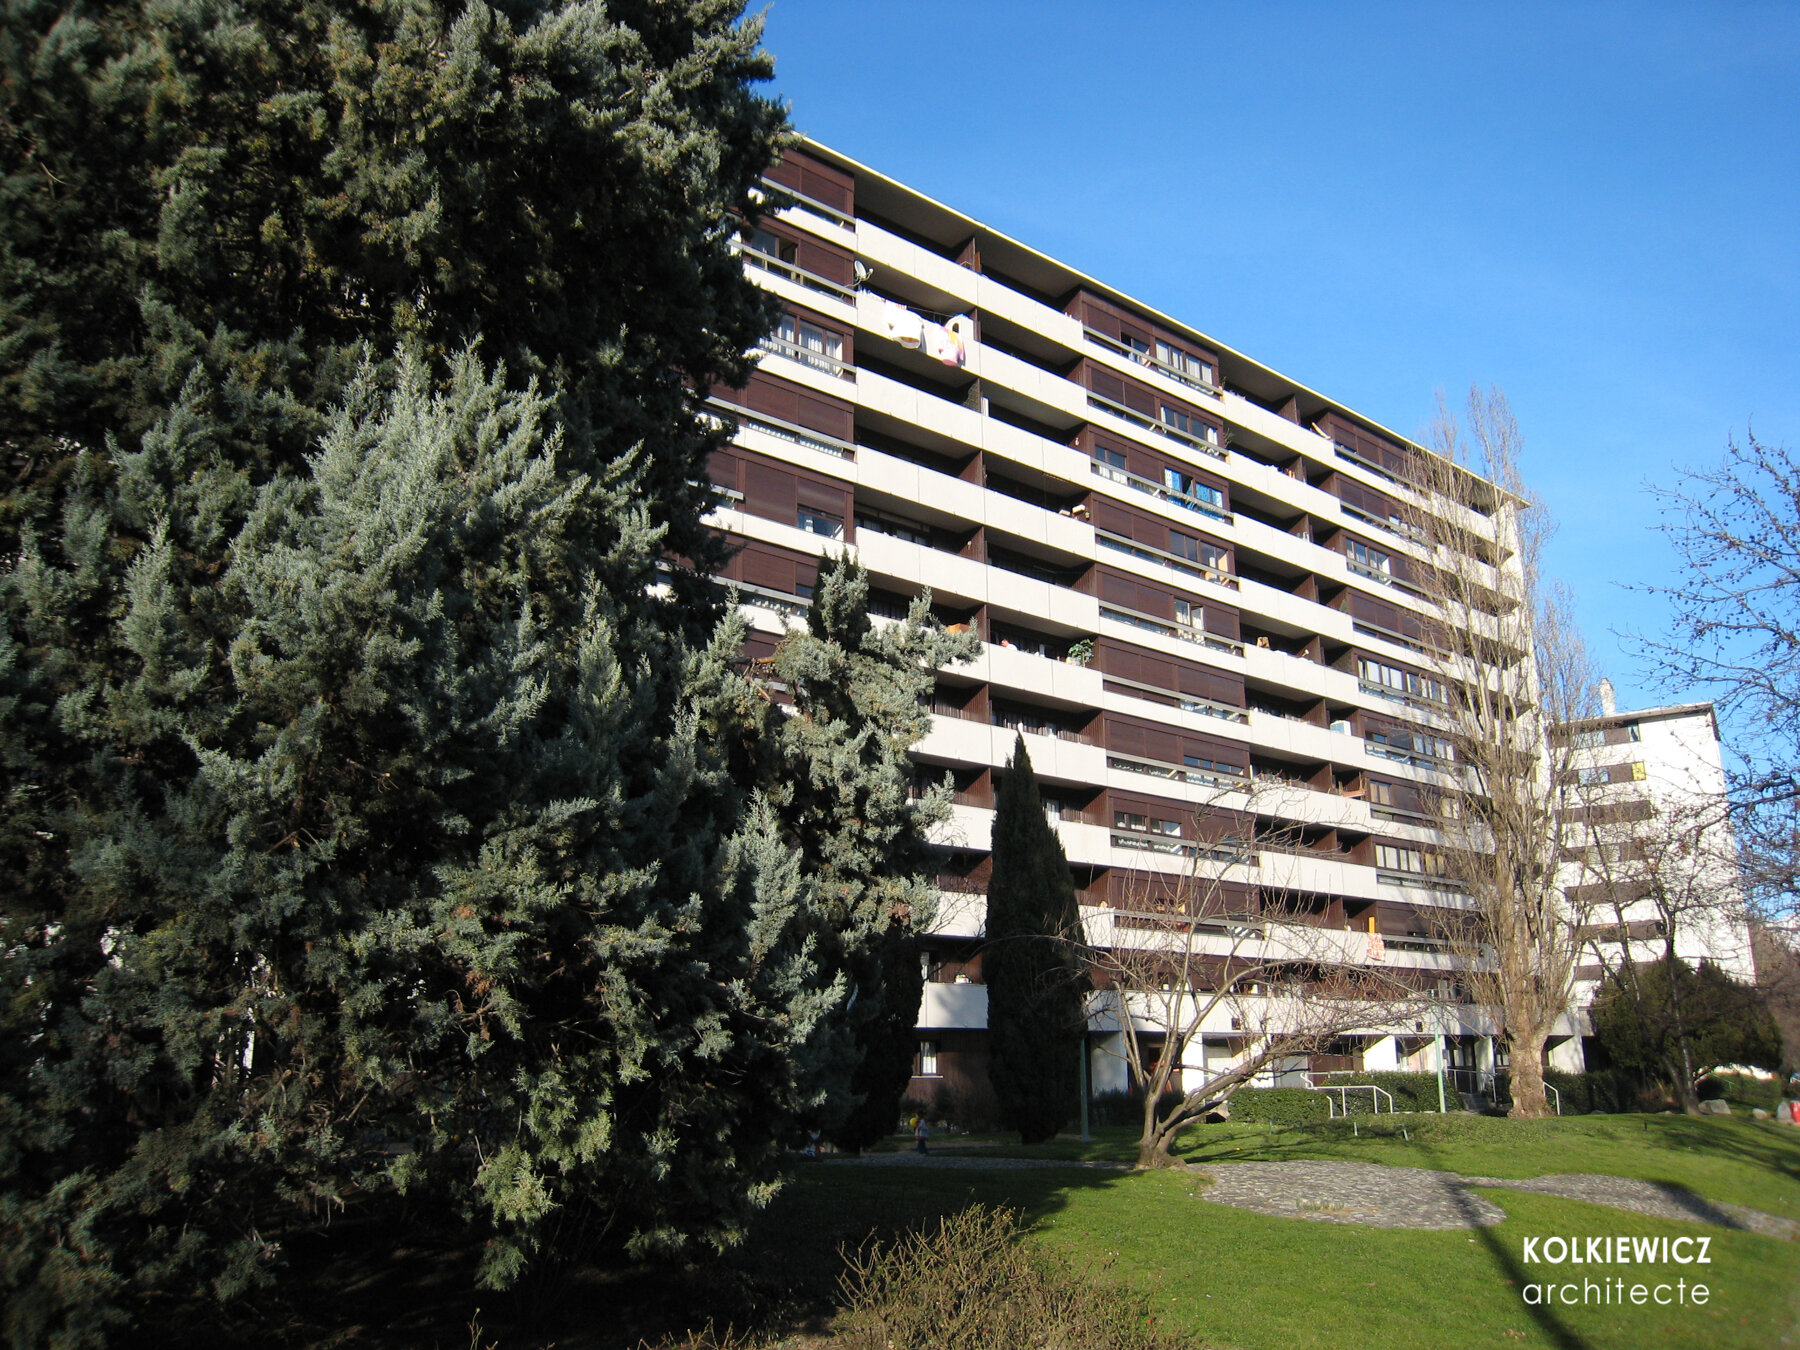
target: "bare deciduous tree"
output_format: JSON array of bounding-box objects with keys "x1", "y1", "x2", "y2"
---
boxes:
[
  {"x1": 1411, "y1": 385, "x2": 1599, "y2": 1118},
  {"x1": 1083, "y1": 785, "x2": 1426, "y2": 1167},
  {"x1": 1639, "y1": 432, "x2": 1800, "y2": 939},
  {"x1": 1562, "y1": 787, "x2": 1750, "y2": 1112}
]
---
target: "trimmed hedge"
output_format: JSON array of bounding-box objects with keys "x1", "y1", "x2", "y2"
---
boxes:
[{"x1": 1225, "y1": 1088, "x2": 1332, "y2": 1125}]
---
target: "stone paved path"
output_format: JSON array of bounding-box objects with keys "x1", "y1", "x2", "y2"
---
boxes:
[{"x1": 1198, "y1": 1162, "x2": 1507, "y2": 1228}]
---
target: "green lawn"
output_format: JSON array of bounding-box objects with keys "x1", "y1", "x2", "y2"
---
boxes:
[
  {"x1": 903, "y1": 1113, "x2": 1800, "y2": 1218},
  {"x1": 768, "y1": 1115, "x2": 1800, "y2": 1350}
]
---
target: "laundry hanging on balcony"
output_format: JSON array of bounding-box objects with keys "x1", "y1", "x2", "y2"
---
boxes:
[
  {"x1": 873, "y1": 295, "x2": 924, "y2": 349},
  {"x1": 923, "y1": 314, "x2": 972, "y2": 369}
]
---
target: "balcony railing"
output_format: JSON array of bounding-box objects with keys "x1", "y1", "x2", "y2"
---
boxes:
[
  {"x1": 706, "y1": 398, "x2": 855, "y2": 460},
  {"x1": 1106, "y1": 752, "x2": 1247, "y2": 794},
  {"x1": 1357, "y1": 679, "x2": 1451, "y2": 717},
  {"x1": 1096, "y1": 530, "x2": 1239, "y2": 591},
  {"x1": 1089, "y1": 459, "x2": 1232, "y2": 523},
  {"x1": 1342, "y1": 501, "x2": 1427, "y2": 546},
  {"x1": 757, "y1": 333, "x2": 855, "y2": 380},
  {"x1": 734, "y1": 242, "x2": 856, "y2": 303},
  {"x1": 1333, "y1": 442, "x2": 1418, "y2": 494},
  {"x1": 1082, "y1": 327, "x2": 1223, "y2": 400},
  {"x1": 1097, "y1": 670, "x2": 1249, "y2": 724},
  {"x1": 1099, "y1": 603, "x2": 1245, "y2": 657},
  {"x1": 1351, "y1": 618, "x2": 1448, "y2": 662},
  {"x1": 756, "y1": 176, "x2": 857, "y2": 231},
  {"x1": 1085, "y1": 392, "x2": 1227, "y2": 461}
]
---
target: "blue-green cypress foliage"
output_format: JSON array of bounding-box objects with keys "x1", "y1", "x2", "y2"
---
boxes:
[
  {"x1": 763, "y1": 555, "x2": 978, "y2": 1151},
  {"x1": 0, "y1": 1, "x2": 824, "y2": 1341}
]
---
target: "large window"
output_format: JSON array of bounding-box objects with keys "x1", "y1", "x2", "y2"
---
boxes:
[
  {"x1": 1358, "y1": 657, "x2": 1448, "y2": 706},
  {"x1": 1159, "y1": 405, "x2": 1220, "y2": 445},
  {"x1": 1094, "y1": 444, "x2": 1130, "y2": 484},
  {"x1": 742, "y1": 224, "x2": 794, "y2": 262},
  {"x1": 1162, "y1": 467, "x2": 1226, "y2": 512},
  {"x1": 1169, "y1": 530, "x2": 1229, "y2": 574},
  {"x1": 775, "y1": 313, "x2": 844, "y2": 374},
  {"x1": 796, "y1": 505, "x2": 844, "y2": 539},
  {"x1": 1346, "y1": 537, "x2": 1393, "y2": 579},
  {"x1": 917, "y1": 1040, "x2": 939, "y2": 1076},
  {"x1": 1114, "y1": 810, "x2": 1183, "y2": 836},
  {"x1": 1155, "y1": 339, "x2": 1215, "y2": 389}
]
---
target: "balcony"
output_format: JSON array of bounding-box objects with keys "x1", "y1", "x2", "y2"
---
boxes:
[
  {"x1": 1082, "y1": 326, "x2": 1222, "y2": 400},
  {"x1": 734, "y1": 241, "x2": 856, "y2": 304},
  {"x1": 1085, "y1": 391, "x2": 1227, "y2": 461},
  {"x1": 757, "y1": 332, "x2": 855, "y2": 382},
  {"x1": 1089, "y1": 458, "x2": 1233, "y2": 524},
  {"x1": 1095, "y1": 530, "x2": 1239, "y2": 592},
  {"x1": 1099, "y1": 602, "x2": 1245, "y2": 658}
]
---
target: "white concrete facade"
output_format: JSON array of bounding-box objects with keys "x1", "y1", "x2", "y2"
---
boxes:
[
  {"x1": 719, "y1": 140, "x2": 1539, "y2": 1108},
  {"x1": 1561, "y1": 697, "x2": 1758, "y2": 1013}
]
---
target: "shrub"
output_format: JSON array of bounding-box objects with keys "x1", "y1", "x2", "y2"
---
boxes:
[
  {"x1": 832, "y1": 1205, "x2": 1192, "y2": 1350},
  {"x1": 1088, "y1": 1089, "x2": 1183, "y2": 1129},
  {"x1": 1224, "y1": 1089, "x2": 1332, "y2": 1126}
]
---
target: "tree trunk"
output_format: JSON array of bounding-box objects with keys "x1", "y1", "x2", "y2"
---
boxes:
[
  {"x1": 1661, "y1": 949, "x2": 1704, "y2": 1115},
  {"x1": 1137, "y1": 1118, "x2": 1183, "y2": 1169},
  {"x1": 1507, "y1": 1036, "x2": 1552, "y2": 1118}
]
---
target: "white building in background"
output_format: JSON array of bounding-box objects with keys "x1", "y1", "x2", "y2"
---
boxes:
[
  {"x1": 1560, "y1": 684, "x2": 1758, "y2": 1062},
  {"x1": 711, "y1": 138, "x2": 1554, "y2": 1116}
]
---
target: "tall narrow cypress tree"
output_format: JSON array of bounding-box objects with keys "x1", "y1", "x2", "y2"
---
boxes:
[{"x1": 985, "y1": 736, "x2": 1087, "y2": 1144}]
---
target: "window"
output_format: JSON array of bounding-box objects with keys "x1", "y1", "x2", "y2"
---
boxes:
[
  {"x1": 855, "y1": 511, "x2": 929, "y2": 547},
  {"x1": 1114, "y1": 810, "x2": 1181, "y2": 836},
  {"x1": 742, "y1": 225, "x2": 796, "y2": 264},
  {"x1": 1570, "y1": 728, "x2": 1606, "y2": 749},
  {"x1": 1358, "y1": 656, "x2": 1448, "y2": 706},
  {"x1": 1169, "y1": 530, "x2": 1199, "y2": 563},
  {"x1": 796, "y1": 505, "x2": 844, "y2": 539},
  {"x1": 1375, "y1": 843, "x2": 1420, "y2": 872},
  {"x1": 1093, "y1": 444, "x2": 1129, "y2": 484},
  {"x1": 1184, "y1": 752, "x2": 1244, "y2": 778},
  {"x1": 775, "y1": 313, "x2": 844, "y2": 374},
  {"x1": 1162, "y1": 467, "x2": 1226, "y2": 512},
  {"x1": 1155, "y1": 339, "x2": 1214, "y2": 387},
  {"x1": 1174, "y1": 598, "x2": 1203, "y2": 631},
  {"x1": 917, "y1": 1040, "x2": 939, "y2": 1076},
  {"x1": 1120, "y1": 332, "x2": 1150, "y2": 359},
  {"x1": 1159, "y1": 405, "x2": 1219, "y2": 444},
  {"x1": 1346, "y1": 538, "x2": 1393, "y2": 578}
]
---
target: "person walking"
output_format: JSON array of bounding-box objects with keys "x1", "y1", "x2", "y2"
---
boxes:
[{"x1": 912, "y1": 1114, "x2": 930, "y2": 1155}]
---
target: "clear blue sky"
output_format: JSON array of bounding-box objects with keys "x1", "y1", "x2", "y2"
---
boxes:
[{"x1": 758, "y1": 0, "x2": 1800, "y2": 719}]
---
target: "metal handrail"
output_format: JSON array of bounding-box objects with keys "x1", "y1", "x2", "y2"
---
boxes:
[
  {"x1": 1082, "y1": 326, "x2": 1223, "y2": 399},
  {"x1": 758, "y1": 333, "x2": 855, "y2": 380},
  {"x1": 1307, "y1": 1081, "x2": 1395, "y2": 1117},
  {"x1": 1085, "y1": 392, "x2": 1228, "y2": 461},
  {"x1": 1088, "y1": 458, "x2": 1233, "y2": 522}
]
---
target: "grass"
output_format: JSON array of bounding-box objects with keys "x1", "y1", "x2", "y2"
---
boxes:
[
  {"x1": 904, "y1": 1112, "x2": 1800, "y2": 1218},
  {"x1": 775, "y1": 1167, "x2": 1798, "y2": 1350},
  {"x1": 761, "y1": 1115, "x2": 1800, "y2": 1350}
]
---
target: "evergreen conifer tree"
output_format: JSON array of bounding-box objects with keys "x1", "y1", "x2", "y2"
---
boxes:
[
  {"x1": 760, "y1": 555, "x2": 977, "y2": 1151},
  {"x1": 984, "y1": 736, "x2": 1087, "y2": 1145},
  {"x1": 0, "y1": 2, "x2": 822, "y2": 1341}
]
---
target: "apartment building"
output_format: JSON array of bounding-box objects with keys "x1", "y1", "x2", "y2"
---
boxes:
[
  {"x1": 711, "y1": 139, "x2": 1525, "y2": 1117},
  {"x1": 1560, "y1": 685, "x2": 1758, "y2": 1064}
]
